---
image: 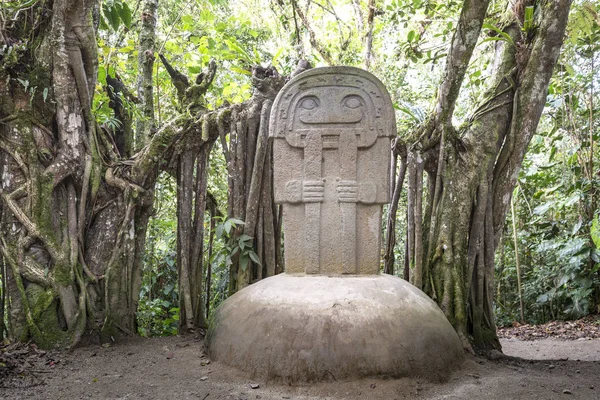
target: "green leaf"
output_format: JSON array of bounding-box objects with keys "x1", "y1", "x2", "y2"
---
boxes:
[
  {"x1": 253, "y1": 46, "x2": 261, "y2": 62},
  {"x1": 231, "y1": 66, "x2": 251, "y2": 76},
  {"x1": 523, "y1": 6, "x2": 534, "y2": 32},
  {"x1": 118, "y1": 2, "x2": 132, "y2": 29},
  {"x1": 272, "y1": 47, "x2": 284, "y2": 66},
  {"x1": 228, "y1": 218, "x2": 245, "y2": 225},
  {"x1": 103, "y1": 4, "x2": 121, "y2": 31},
  {"x1": 238, "y1": 234, "x2": 253, "y2": 242},
  {"x1": 572, "y1": 219, "x2": 583, "y2": 236},
  {"x1": 536, "y1": 293, "x2": 548, "y2": 304},
  {"x1": 407, "y1": 30, "x2": 415, "y2": 42},
  {"x1": 482, "y1": 23, "x2": 514, "y2": 45},
  {"x1": 99, "y1": 13, "x2": 109, "y2": 30},
  {"x1": 240, "y1": 255, "x2": 249, "y2": 271},
  {"x1": 17, "y1": 78, "x2": 29, "y2": 90},
  {"x1": 224, "y1": 220, "x2": 232, "y2": 234},
  {"x1": 533, "y1": 202, "x2": 552, "y2": 215},
  {"x1": 549, "y1": 146, "x2": 557, "y2": 161},
  {"x1": 480, "y1": 37, "x2": 508, "y2": 45},
  {"x1": 225, "y1": 39, "x2": 253, "y2": 63},
  {"x1": 163, "y1": 283, "x2": 174, "y2": 295},
  {"x1": 42, "y1": 87, "x2": 48, "y2": 102},
  {"x1": 592, "y1": 216, "x2": 600, "y2": 249},
  {"x1": 248, "y1": 251, "x2": 260, "y2": 265}
]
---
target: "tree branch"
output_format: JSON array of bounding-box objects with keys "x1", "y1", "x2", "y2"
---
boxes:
[
  {"x1": 492, "y1": 0, "x2": 573, "y2": 242},
  {"x1": 433, "y1": 0, "x2": 491, "y2": 127},
  {"x1": 291, "y1": 0, "x2": 334, "y2": 65}
]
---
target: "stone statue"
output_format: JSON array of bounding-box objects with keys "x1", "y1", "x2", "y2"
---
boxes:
[
  {"x1": 270, "y1": 67, "x2": 395, "y2": 274},
  {"x1": 207, "y1": 67, "x2": 464, "y2": 383}
]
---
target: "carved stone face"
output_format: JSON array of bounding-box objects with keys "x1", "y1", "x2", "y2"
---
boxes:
[
  {"x1": 272, "y1": 69, "x2": 393, "y2": 150},
  {"x1": 287, "y1": 88, "x2": 377, "y2": 150},
  {"x1": 294, "y1": 90, "x2": 367, "y2": 126}
]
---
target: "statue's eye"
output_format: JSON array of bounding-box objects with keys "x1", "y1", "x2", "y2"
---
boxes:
[
  {"x1": 343, "y1": 96, "x2": 362, "y2": 109},
  {"x1": 300, "y1": 97, "x2": 318, "y2": 110}
]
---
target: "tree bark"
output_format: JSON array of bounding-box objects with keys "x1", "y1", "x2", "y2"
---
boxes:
[{"x1": 396, "y1": 0, "x2": 573, "y2": 351}]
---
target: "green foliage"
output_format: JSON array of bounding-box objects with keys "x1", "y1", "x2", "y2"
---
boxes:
[
  {"x1": 100, "y1": 0, "x2": 133, "y2": 32},
  {"x1": 137, "y1": 173, "x2": 180, "y2": 336},
  {"x1": 213, "y1": 216, "x2": 260, "y2": 274},
  {"x1": 495, "y1": 6, "x2": 600, "y2": 324}
]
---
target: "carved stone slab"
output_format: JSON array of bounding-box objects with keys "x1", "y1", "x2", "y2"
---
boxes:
[{"x1": 270, "y1": 67, "x2": 396, "y2": 275}]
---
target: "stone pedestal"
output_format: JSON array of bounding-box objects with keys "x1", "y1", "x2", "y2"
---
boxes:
[
  {"x1": 206, "y1": 274, "x2": 464, "y2": 382},
  {"x1": 206, "y1": 67, "x2": 464, "y2": 382}
]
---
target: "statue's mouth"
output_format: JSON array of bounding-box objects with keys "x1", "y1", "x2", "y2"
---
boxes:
[{"x1": 298, "y1": 110, "x2": 363, "y2": 125}]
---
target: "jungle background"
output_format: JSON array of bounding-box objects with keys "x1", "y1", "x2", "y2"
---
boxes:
[{"x1": 0, "y1": 0, "x2": 598, "y2": 353}]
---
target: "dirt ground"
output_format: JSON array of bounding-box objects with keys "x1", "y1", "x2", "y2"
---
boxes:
[{"x1": 1, "y1": 334, "x2": 599, "y2": 400}]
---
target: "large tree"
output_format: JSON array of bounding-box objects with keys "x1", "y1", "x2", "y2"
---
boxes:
[
  {"x1": 384, "y1": 0, "x2": 573, "y2": 350},
  {"x1": 0, "y1": 0, "x2": 291, "y2": 346}
]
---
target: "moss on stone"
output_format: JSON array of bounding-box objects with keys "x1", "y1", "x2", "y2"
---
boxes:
[{"x1": 26, "y1": 283, "x2": 70, "y2": 349}]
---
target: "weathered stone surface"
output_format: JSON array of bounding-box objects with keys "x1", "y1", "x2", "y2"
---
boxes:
[
  {"x1": 206, "y1": 274, "x2": 465, "y2": 382},
  {"x1": 270, "y1": 67, "x2": 395, "y2": 275}
]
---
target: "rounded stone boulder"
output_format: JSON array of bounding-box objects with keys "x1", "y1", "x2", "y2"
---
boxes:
[{"x1": 206, "y1": 273, "x2": 464, "y2": 382}]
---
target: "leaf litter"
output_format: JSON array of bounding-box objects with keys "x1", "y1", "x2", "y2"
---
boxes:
[{"x1": 497, "y1": 314, "x2": 600, "y2": 340}]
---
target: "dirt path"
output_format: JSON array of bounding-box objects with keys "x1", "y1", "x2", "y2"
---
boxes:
[
  {"x1": 2, "y1": 335, "x2": 599, "y2": 400},
  {"x1": 502, "y1": 338, "x2": 600, "y2": 361}
]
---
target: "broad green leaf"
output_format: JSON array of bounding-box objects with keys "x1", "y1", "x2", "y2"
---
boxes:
[
  {"x1": 163, "y1": 283, "x2": 174, "y2": 295},
  {"x1": 592, "y1": 216, "x2": 600, "y2": 249},
  {"x1": 572, "y1": 219, "x2": 583, "y2": 236},
  {"x1": 240, "y1": 255, "x2": 249, "y2": 271},
  {"x1": 103, "y1": 4, "x2": 121, "y2": 31},
  {"x1": 17, "y1": 78, "x2": 29, "y2": 90},
  {"x1": 533, "y1": 202, "x2": 552, "y2": 215},
  {"x1": 248, "y1": 251, "x2": 261, "y2": 265},
  {"x1": 118, "y1": 2, "x2": 132, "y2": 29}
]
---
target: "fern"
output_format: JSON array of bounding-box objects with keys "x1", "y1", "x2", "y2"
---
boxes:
[{"x1": 567, "y1": 2, "x2": 598, "y2": 44}]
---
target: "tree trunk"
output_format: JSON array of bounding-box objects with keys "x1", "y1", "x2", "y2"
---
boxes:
[
  {"x1": 214, "y1": 67, "x2": 287, "y2": 292},
  {"x1": 0, "y1": 0, "x2": 218, "y2": 347},
  {"x1": 392, "y1": 0, "x2": 573, "y2": 351}
]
